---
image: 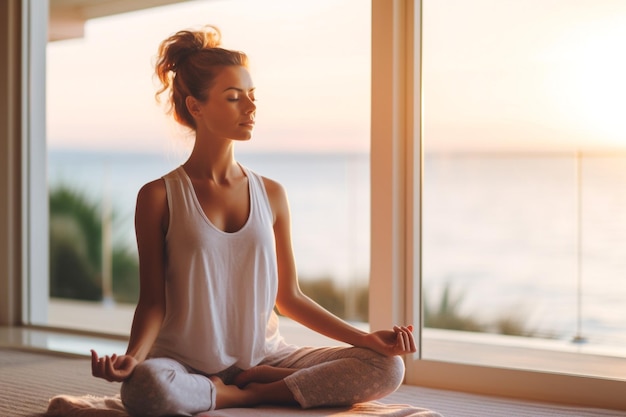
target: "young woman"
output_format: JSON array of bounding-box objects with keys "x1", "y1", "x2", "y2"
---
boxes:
[{"x1": 90, "y1": 25, "x2": 416, "y2": 417}]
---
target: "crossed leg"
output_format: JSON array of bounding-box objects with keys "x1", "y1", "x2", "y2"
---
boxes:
[{"x1": 121, "y1": 347, "x2": 404, "y2": 416}]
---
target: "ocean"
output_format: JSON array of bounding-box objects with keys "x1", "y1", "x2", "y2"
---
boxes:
[
  {"x1": 423, "y1": 152, "x2": 626, "y2": 350},
  {"x1": 48, "y1": 149, "x2": 626, "y2": 351}
]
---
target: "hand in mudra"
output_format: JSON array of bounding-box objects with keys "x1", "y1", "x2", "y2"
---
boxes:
[
  {"x1": 364, "y1": 325, "x2": 416, "y2": 356},
  {"x1": 91, "y1": 350, "x2": 138, "y2": 382}
]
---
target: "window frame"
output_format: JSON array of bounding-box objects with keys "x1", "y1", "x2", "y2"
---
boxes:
[{"x1": 24, "y1": 0, "x2": 50, "y2": 326}]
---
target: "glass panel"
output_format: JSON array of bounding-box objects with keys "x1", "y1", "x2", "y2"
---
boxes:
[
  {"x1": 46, "y1": 0, "x2": 371, "y2": 336},
  {"x1": 422, "y1": 0, "x2": 626, "y2": 374}
]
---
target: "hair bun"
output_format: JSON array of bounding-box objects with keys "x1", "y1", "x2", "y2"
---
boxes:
[{"x1": 198, "y1": 25, "x2": 222, "y2": 49}]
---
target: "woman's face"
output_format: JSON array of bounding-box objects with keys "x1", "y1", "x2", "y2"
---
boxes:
[{"x1": 191, "y1": 65, "x2": 256, "y2": 141}]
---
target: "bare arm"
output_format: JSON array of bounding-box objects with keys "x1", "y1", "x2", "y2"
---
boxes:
[
  {"x1": 91, "y1": 179, "x2": 168, "y2": 381},
  {"x1": 264, "y1": 178, "x2": 416, "y2": 357},
  {"x1": 125, "y1": 179, "x2": 168, "y2": 360}
]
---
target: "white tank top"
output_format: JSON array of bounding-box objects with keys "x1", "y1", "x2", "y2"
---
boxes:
[{"x1": 150, "y1": 165, "x2": 290, "y2": 374}]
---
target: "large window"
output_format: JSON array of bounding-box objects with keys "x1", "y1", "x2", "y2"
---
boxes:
[
  {"x1": 420, "y1": 0, "x2": 626, "y2": 376},
  {"x1": 368, "y1": 0, "x2": 626, "y2": 409},
  {"x1": 45, "y1": 0, "x2": 371, "y2": 335}
]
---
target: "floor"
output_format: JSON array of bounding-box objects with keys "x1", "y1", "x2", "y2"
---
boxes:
[
  {"x1": 3, "y1": 299, "x2": 626, "y2": 415},
  {"x1": 2, "y1": 346, "x2": 625, "y2": 417}
]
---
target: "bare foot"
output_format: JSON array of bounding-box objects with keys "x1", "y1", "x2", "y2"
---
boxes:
[
  {"x1": 210, "y1": 376, "x2": 255, "y2": 409},
  {"x1": 211, "y1": 375, "x2": 297, "y2": 409},
  {"x1": 234, "y1": 365, "x2": 297, "y2": 388}
]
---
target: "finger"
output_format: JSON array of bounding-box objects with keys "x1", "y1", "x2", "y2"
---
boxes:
[
  {"x1": 105, "y1": 356, "x2": 117, "y2": 380},
  {"x1": 90, "y1": 350, "x2": 100, "y2": 376},
  {"x1": 406, "y1": 328, "x2": 417, "y2": 352},
  {"x1": 396, "y1": 329, "x2": 407, "y2": 352},
  {"x1": 400, "y1": 330, "x2": 409, "y2": 353},
  {"x1": 397, "y1": 326, "x2": 415, "y2": 353},
  {"x1": 402, "y1": 331, "x2": 411, "y2": 352},
  {"x1": 93, "y1": 360, "x2": 106, "y2": 378},
  {"x1": 109, "y1": 356, "x2": 131, "y2": 381}
]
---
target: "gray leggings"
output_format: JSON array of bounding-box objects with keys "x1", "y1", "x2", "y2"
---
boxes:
[{"x1": 120, "y1": 346, "x2": 405, "y2": 417}]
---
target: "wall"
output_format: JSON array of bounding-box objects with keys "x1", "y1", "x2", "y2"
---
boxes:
[{"x1": 0, "y1": 0, "x2": 23, "y2": 326}]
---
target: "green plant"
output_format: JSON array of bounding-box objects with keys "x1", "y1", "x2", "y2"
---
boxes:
[
  {"x1": 423, "y1": 282, "x2": 549, "y2": 338},
  {"x1": 49, "y1": 184, "x2": 139, "y2": 303},
  {"x1": 49, "y1": 214, "x2": 101, "y2": 300},
  {"x1": 423, "y1": 283, "x2": 483, "y2": 332},
  {"x1": 49, "y1": 186, "x2": 103, "y2": 300}
]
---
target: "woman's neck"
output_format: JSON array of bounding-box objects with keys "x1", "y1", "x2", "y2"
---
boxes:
[{"x1": 183, "y1": 138, "x2": 240, "y2": 182}]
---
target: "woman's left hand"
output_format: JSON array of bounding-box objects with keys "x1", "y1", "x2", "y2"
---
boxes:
[
  {"x1": 91, "y1": 350, "x2": 138, "y2": 382},
  {"x1": 362, "y1": 325, "x2": 417, "y2": 356}
]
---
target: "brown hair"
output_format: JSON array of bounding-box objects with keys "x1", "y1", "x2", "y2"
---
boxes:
[{"x1": 154, "y1": 25, "x2": 248, "y2": 130}]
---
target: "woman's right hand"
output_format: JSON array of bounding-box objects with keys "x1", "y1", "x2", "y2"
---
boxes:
[{"x1": 91, "y1": 349, "x2": 138, "y2": 382}]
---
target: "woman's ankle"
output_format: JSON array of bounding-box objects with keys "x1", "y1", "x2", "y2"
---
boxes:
[{"x1": 234, "y1": 365, "x2": 296, "y2": 387}]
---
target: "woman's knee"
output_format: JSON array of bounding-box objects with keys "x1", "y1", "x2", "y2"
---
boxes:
[
  {"x1": 379, "y1": 355, "x2": 405, "y2": 393},
  {"x1": 352, "y1": 350, "x2": 405, "y2": 399},
  {"x1": 349, "y1": 348, "x2": 405, "y2": 394},
  {"x1": 121, "y1": 359, "x2": 184, "y2": 417}
]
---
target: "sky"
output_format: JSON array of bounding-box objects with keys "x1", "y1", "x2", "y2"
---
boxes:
[
  {"x1": 47, "y1": 0, "x2": 371, "y2": 154},
  {"x1": 47, "y1": 0, "x2": 626, "y2": 153},
  {"x1": 423, "y1": 0, "x2": 626, "y2": 152}
]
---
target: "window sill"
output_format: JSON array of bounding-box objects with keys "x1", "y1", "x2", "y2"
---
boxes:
[{"x1": 422, "y1": 328, "x2": 626, "y2": 380}]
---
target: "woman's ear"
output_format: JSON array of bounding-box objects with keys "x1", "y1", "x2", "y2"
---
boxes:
[{"x1": 186, "y1": 96, "x2": 201, "y2": 118}]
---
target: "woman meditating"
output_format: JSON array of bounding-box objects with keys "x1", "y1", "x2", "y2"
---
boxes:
[{"x1": 90, "y1": 25, "x2": 416, "y2": 417}]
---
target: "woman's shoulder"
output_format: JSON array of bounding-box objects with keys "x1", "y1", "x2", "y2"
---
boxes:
[
  {"x1": 257, "y1": 175, "x2": 290, "y2": 223},
  {"x1": 135, "y1": 177, "x2": 169, "y2": 232},
  {"x1": 138, "y1": 177, "x2": 166, "y2": 198},
  {"x1": 137, "y1": 167, "x2": 180, "y2": 200},
  {"x1": 259, "y1": 175, "x2": 286, "y2": 200},
  {"x1": 136, "y1": 177, "x2": 168, "y2": 213}
]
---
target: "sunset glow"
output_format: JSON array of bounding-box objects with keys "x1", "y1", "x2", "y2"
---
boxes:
[
  {"x1": 47, "y1": 0, "x2": 626, "y2": 153},
  {"x1": 549, "y1": 20, "x2": 626, "y2": 145},
  {"x1": 423, "y1": 0, "x2": 626, "y2": 152}
]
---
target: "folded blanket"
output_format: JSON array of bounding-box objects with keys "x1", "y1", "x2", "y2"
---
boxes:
[
  {"x1": 46, "y1": 395, "x2": 442, "y2": 417},
  {"x1": 202, "y1": 401, "x2": 441, "y2": 416},
  {"x1": 334, "y1": 402, "x2": 442, "y2": 416},
  {"x1": 46, "y1": 395, "x2": 129, "y2": 417}
]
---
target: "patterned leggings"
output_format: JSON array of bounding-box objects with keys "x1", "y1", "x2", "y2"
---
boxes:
[{"x1": 120, "y1": 346, "x2": 405, "y2": 417}]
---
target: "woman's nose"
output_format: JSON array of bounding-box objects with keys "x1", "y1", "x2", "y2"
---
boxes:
[{"x1": 245, "y1": 101, "x2": 256, "y2": 114}]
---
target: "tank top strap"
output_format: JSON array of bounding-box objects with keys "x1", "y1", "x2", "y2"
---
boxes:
[
  {"x1": 241, "y1": 165, "x2": 274, "y2": 227},
  {"x1": 162, "y1": 166, "x2": 198, "y2": 223}
]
